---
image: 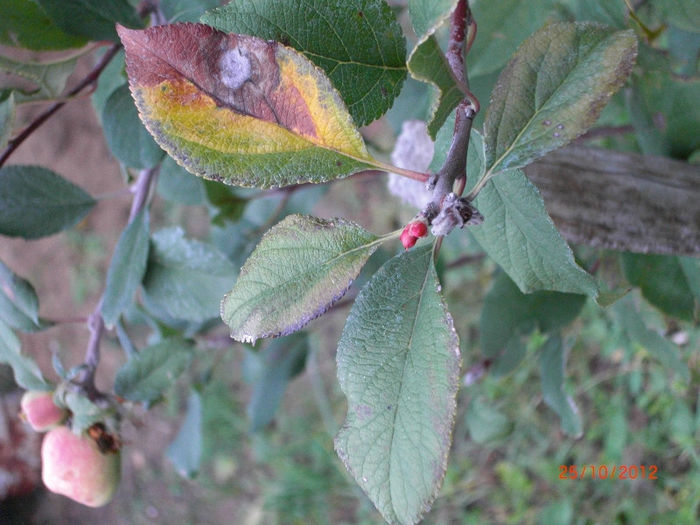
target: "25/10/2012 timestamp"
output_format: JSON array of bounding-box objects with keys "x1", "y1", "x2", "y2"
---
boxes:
[{"x1": 559, "y1": 465, "x2": 658, "y2": 480}]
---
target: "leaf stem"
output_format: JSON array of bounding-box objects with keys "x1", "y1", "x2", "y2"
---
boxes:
[
  {"x1": 371, "y1": 160, "x2": 430, "y2": 183},
  {"x1": 0, "y1": 44, "x2": 121, "y2": 169}
]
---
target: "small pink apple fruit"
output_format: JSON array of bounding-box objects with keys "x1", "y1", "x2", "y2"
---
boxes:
[
  {"x1": 41, "y1": 425, "x2": 121, "y2": 507},
  {"x1": 20, "y1": 391, "x2": 66, "y2": 432}
]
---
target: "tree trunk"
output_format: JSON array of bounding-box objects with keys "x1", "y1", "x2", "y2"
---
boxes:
[{"x1": 525, "y1": 145, "x2": 700, "y2": 255}]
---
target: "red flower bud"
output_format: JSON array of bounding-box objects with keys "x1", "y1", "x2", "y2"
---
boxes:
[
  {"x1": 400, "y1": 228, "x2": 417, "y2": 249},
  {"x1": 407, "y1": 221, "x2": 428, "y2": 238}
]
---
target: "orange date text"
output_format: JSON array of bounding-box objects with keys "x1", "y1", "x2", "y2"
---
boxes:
[{"x1": 558, "y1": 464, "x2": 658, "y2": 480}]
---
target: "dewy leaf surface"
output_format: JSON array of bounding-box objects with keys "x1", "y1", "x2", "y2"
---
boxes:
[
  {"x1": 118, "y1": 23, "x2": 376, "y2": 189},
  {"x1": 142, "y1": 227, "x2": 237, "y2": 322},
  {"x1": 222, "y1": 215, "x2": 380, "y2": 343},
  {"x1": 201, "y1": 0, "x2": 407, "y2": 126},
  {"x1": 484, "y1": 22, "x2": 637, "y2": 173},
  {"x1": 335, "y1": 245, "x2": 460, "y2": 525}
]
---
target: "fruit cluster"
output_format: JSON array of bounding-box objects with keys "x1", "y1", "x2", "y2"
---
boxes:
[{"x1": 20, "y1": 390, "x2": 121, "y2": 507}]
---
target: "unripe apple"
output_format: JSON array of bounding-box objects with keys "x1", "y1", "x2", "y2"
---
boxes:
[
  {"x1": 41, "y1": 425, "x2": 121, "y2": 507},
  {"x1": 20, "y1": 390, "x2": 66, "y2": 432}
]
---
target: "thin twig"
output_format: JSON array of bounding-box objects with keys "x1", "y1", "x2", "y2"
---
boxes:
[
  {"x1": 77, "y1": 301, "x2": 105, "y2": 398},
  {"x1": 578, "y1": 125, "x2": 634, "y2": 142},
  {"x1": 0, "y1": 44, "x2": 121, "y2": 168},
  {"x1": 447, "y1": 0, "x2": 468, "y2": 87},
  {"x1": 445, "y1": 252, "x2": 486, "y2": 269},
  {"x1": 129, "y1": 165, "x2": 160, "y2": 222},
  {"x1": 77, "y1": 166, "x2": 159, "y2": 394}
]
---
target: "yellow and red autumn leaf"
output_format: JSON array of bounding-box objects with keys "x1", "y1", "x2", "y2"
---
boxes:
[{"x1": 117, "y1": 23, "x2": 376, "y2": 188}]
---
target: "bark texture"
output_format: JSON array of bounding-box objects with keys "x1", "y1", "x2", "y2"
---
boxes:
[{"x1": 525, "y1": 145, "x2": 700, "y2": 255}]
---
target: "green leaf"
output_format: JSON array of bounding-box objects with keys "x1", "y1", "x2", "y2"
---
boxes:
[
  {"x1": 481, "y1": 272, "x2": 587, "y2": 359},
  {"x1": 407, "y1": 36, "x2": 463, "y2": 139},
  {"x1": 489, "y1": 334, "x2": 527, "y2": 377},
  {"x1": 483, "y1": 22, "x2": 637, "y2": 173},
  {"x1": 473, "y1": 171, "x2": 598, "y2": 297},
  {"x1": 0, "y1": 0, "x2": 87, "y2": 50},
  {"x1": 247, "y1": 333, "x2": 308, "y2": 432},
  {"x1": 679, "y1": 256, "x2": 700, "y2": 305},
  {"x1": 558, "y1": 0, "x2": 627, "y2": 28},
  {"x1": 335, "y1": 245, "x2": 460, "y2": 525},
  {"x1": 102, "y1": 84, "x2": 164, "y2": 169},
  {"x1": 156, "y1": 155, "x2": 206, "y2": 206},
  {"x1": 465, "y1": 397, "x2": 512, "y2": 444},
  {"x1": 58, "y1": 390, "x2": 108, "y2": 433},
  {"x1": 0, "y1": 319, "x2": 50, "y2": 390},
  {"x1": 602, "y1": 397, "x2": 627, "y2": 462},
  {"x1": 222, "y1": 215, "x2": 381, "y2": 344},
  {"x1": 432, "y1": 124, "x2": 598, "y2": 298},
  {"x1": 0, "y1": 91, "x2": 15, "y2": 151},
  {"x1": 407, "y1": 0, "x2": 456, "y2": 37},
  {"x1": 614, "y1": 295, "x2": 690, "y2": 382},
  {"x1": 469, "y1": 0, "x2": 558, "y2": 77},
  {"x1": 91, "y1": 50, "x2": 126, "y2": 122},
  {"x1": 658, "y1": 0, "x2": 700, "y2": 34},
  {"x1": 0, "y1": 259, "x2": 41, "y2": 332},
  {"x1": 539, "y1": 499, "x2": 574, "y2": 525},
  {"x1": 142, "y1": 228, "x2": 238, "y2": 322},
  {"x1": 628, "y1": 72, "x2": 700, "y2": 159},
  {"x1": 35, "y1": 0, "x2": 143, "y2": 42},
  {"x1": 202, "y1": 0, "x2": 407, "y2": 127},
  {"x1": 539, "y1": 334, "x2": 582, "y2": 438},
  {"x1": 0, "y1": 165, "x2": 96, "y2": 239},
  {"x1": 211, "y1": 185, "x2": 327, "y2": 267},
  {"x1": 167, "y1": 389, "x2": 203, "y2": 478},
  {"x1": 405, "y1": 0, "x2": 463, "y2": 139},
  {"x1": 102, "y1": 210, "x2": 150, "y2": 328},
  {"x1": 621, "y1": 253, "x2": 696, "y2": 321},
  {"x1": 162, "y1": 0, "x2": 219, "y2": 23},
  {"x1": 667, "y1": 25, "x2": 700, "y2": 77},
  {"x1": 114, "y1": 338, "x2": 193, "y2": 403},
  {"x1": 118, "y1": 23, "x2": 377, "y2": 189},
  {"x1": 0, "y1": 52, "x2": 78, "y2": 102},
  {"x1": 203, "y1": 180, "x2": 247, "y2": 226}
]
